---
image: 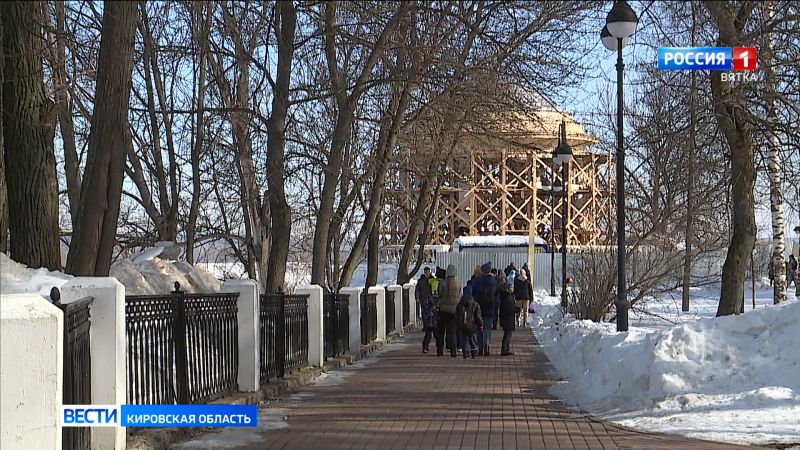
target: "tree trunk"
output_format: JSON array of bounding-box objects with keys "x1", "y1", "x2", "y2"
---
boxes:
[
  {"x1": 0, "y1": 14, "x2": 7, "y2": 254},
  {"x1": 366, "y1": 213, "x2": 379, "y2": 288},
  {"x1": 705, "y1": 1, "x2": 758, "y2": 316},
  {"x1": 681, "y1": 10, "x2": 697, "y2": 312},
  {"x1": 65, "y1": 1, "x2": 137, "y2": 276},
  {"x1": 265, "y1": 0, "x2": 296, "y2": 294},
  {"x1": 47, "y1": 0, "x2": 81, "y2": 229},
  {"x1": 186, "y1": 3, "x2": 211, "y2": 265},
  {"x1": 2, "y1": 1, "x2": 61, "y2": 270},
  {"x1": 764, "y1": 1, "x2": 786, "y2": 304}
]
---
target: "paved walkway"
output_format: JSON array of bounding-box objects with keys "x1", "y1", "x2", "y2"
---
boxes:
[{"x1": 188, "y1": 330, "x2": 757, "y2": 450}]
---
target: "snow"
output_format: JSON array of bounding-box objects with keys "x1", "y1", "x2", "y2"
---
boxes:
[
  {"x1": 532, "y1": 285, "x2": 800, "y2": 446},
  {"x1": 0, "y1": 252, "x2": 73, "y2": 297},
  {"x1": 349, "y1": 262, "x2": 401, "y2": 287},
  {"x1": 452, "y1": 235, "x2": 545, "y2": 251},
  {"x1": 0, "y1": 251, "x2": 221, "y2": 298}
]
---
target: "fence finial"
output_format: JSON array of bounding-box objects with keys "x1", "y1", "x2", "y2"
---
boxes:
[
  {"x1": 173, "y1": 281, "x2": 182, "y2": 294},
  {"x1": 50, "y1": 287, "x2": 61, "y2": 305}
]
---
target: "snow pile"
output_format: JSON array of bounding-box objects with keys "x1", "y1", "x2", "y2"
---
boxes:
[
  {"x1": 452, "y1": 235, "x2": 545, "y2": 251},
  {"x1": 533, "y1": 293, "x2": 800, "y2": 445},
  {"x1": 0, "y1": 252, "x2": 73, "y2": 296},
  {"x1": 110, "y1": 252, "x2": 221, "y2": 295}
]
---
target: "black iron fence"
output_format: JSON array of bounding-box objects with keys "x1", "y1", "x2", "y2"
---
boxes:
[
  {"x1": 385, "y1": 288, "x2": 396, "y2": 335},
  {"x1": 52, "y1": 288, "x2": 92, "y2": 450},
  {"x1": 259, "y1": 293, "x2": 309, "y2": 382},
  {"x1": 360, "y1": 292, "x2": 378, "y2": 345},
  {"x1": 323, "y1": 293, "x2": 350, "y2": 360},
  {"x1": 402, "y1": 288, "x2": 410, "y2": 326},
  {"x1": 126, "y1": 283, "x2": 239, "y2": 404}
]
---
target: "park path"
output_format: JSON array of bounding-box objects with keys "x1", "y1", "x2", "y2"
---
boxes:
[{"x1": 177, "y1": 330, "x2": 757, "y2": 450}]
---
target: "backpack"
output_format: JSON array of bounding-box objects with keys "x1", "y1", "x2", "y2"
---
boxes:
[{"x1": 457, "y1": 301, "x2": 476, "y2": 332}]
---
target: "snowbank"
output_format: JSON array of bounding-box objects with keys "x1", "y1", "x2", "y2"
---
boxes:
[
  {"x1": 0, "y1": 253, "x2": 72, "y2": 297},
  {"x1": 533, "y1": 293, "x2": 800, "y2": 446},
  {"x1": 110, "y1": 256, "x2": 221, "y2": 295},
  {"x1": 1, "y1": 251, "x2": 221, "y2": 298}
]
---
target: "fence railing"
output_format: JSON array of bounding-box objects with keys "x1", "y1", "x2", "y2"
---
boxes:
[
  {"x1": 52, "y1": 288, "x2": 92, "y2": 450},
  {"x1": 360, "y1": 292, "x2": 378, "y2": 345},
  {"x1": 259, "y1": 293, "x2": 309, "y2": 382},
  {"x1": 125, "y1": 283, "x2": 239, "y2": 404},
  {"x1": 402, "y1": 288, "x2": 410, "y2": 326},
  {"x1": 385, "y1": 288, "x2": 396, "y2": 335},
  {"x1": 323, "y1": 293, "x2": 350, "y2": 360}
]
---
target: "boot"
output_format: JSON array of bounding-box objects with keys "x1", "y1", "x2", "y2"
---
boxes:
[
  {"x1": 478, "y1": 346, "x2": 484, "y2": 356},
  {"x1": 436, "y1": 347, "x2": 444, "y2": 356},
  {"x1": 484, "y1": 345, "x2": 490, "y2": 356},
  {"x1": 450, "y1": 348, "x2": 458, "y2": 357},
  {"x1": 422, "y1": 343, "x2": 429, "y2": 353},
  {"x1": 471, "y1": 351, "x2": 477, "y2": 359}
]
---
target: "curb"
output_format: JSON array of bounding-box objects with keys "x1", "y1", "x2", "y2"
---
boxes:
[{"x1": 126, "y1": 327, "x2": 415, "y2": 449}]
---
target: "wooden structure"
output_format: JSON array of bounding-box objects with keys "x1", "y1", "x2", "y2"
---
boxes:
[{"x1": 382, "y1": 99, "x2": 613, "y2": 250}]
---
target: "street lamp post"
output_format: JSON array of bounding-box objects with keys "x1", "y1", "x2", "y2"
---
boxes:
[
  {"x1": 539, "y1": 174, "x2": 556, "y2": 296},
  {"x1": 601, "y1": 0, "x2": 638, "y2": 332},
  {"x1": 552, "y1": 121, "x2": 573, "y2": 308}
]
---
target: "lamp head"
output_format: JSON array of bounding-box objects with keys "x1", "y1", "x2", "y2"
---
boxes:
[
  {"x1": 552, "y1": 120, "x2": 573, "y2": 166},
  {"x1": 606, "y1": 0, "x2": 638, "y2": 39},
  {"x1": 600, "y1": 25, "x2": 629, "y2": 51}
]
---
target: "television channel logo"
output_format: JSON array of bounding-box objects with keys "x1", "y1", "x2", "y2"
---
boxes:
[{"x1": 658, "y1": 47, "x2": 757, "y2": 71}]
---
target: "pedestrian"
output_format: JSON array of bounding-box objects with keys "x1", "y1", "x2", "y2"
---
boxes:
[
  {"x1": 415, "y1": 267, "x2": 436, "y2": 353},
  {"x1": 456, "y1": 285, "x2": 483, "y2": 359},
  {"x1": 468, "y1": 265, "x2": 482, "y2": 287},
  {"x1": 514, "y1": 268, "x2": 534, "y2": 328},
  {"x1": 436, "y1": 264, "x2": 460, "y2": 357},
  {"x1": 499, "y1": 279, "x2": 520, "y2": 356},
  {"x1": 493, "y1": 269, "x2": 504, "y2": 330},
  {"x1": 768, "y1": 259, "x2": 774, "y2": 287},
  {"x1": 788, "y1": 255, "x2": 798, "y2": 288},
  {"x1": 504, "y1": 262, "x2": 517, "y2": 277},
  {"x1": 472, "y1": 262, "x2": 498, "y2": 356}
]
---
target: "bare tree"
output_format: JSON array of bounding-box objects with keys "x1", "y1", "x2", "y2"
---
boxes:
[
  {"x1": 1, "y1": 1, "x2": 61, "y2": 270},
  {"x1": 66, "y1": 1, "x2": 137, "y2": 276}
]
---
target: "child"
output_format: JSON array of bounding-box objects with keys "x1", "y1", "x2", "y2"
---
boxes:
[
  {"x1": 456, "y1": 286, "x2": 483, "y2": 359},
  {"x1": 498, "y1": 279, "x2": 520, "y2": 356}
]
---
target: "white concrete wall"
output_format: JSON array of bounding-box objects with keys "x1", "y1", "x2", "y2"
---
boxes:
[
  {"x1": 60, "y1": 278, "x2": 125, "y2": 450},
  {"x1": 402, "y1": 282, "x2": 416, "y2": 326},
  {"x1": 368, "y1": 286, "x2": 386, "y2": 341},
  {"x1": 1, "y1": 294, "x2": 63, "y2": 450},
  {"x1": 296, "y1": 285, "x2": 324, "y2": 367},
  {"x1": 339, "y1": 287, "x2": 363, "y2": 353},
  {"x1": 387, "y1": 285, "x2": 403, "y2": 335},
  {"x1": 222, "y1": 279, "x2": 260, "y2": 391}
]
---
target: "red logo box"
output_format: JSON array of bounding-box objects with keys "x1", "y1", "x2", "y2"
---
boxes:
[{"x1": 732, "y1": 47, "x2": 757, "y2": 71}]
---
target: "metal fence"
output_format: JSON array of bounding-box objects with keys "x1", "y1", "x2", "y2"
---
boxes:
[
  {"x1": 385, "y1": 288, "x2": 396, "y2": 335},
  {"x1": 259, "y1": 293, "x2": 309, "y2": 382},
  {"x1": 402, "y1": 288, "x2": 410, "y2": 326},
  {"x1": 52, "y1": 288, "x2": 92, "y2": 450},
  {"x1": 126, "y1": 283, "x2": 239, "y2": 404},
  {"x1": 360, "y1": 292, "x2": 377, "y2": 345},
  {"x1": 323, "y1": 293, "x2": 350, "y2": 360}
]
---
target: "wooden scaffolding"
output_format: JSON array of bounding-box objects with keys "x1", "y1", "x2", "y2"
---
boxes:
[{"x1": 382, "y1": 108, "x2": 614, "y2": 250}]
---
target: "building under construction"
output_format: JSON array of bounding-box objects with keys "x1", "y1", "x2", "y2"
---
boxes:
[{"x1": 381, "y1": 96, "x2": 613, "y2": 259}]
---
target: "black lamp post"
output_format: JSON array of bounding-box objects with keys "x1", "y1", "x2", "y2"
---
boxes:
[
  {"x1": 553, "y1": 121, "x2": 573, "y2": 308},
  {"x1": 539, "y1": 174, "x2": 556, "y2": 296},
  {"x1": 601, "y1": 0, "x2": 638, "y2": 332}
]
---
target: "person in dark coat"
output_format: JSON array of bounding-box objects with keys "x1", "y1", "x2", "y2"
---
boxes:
[
  {"x1": 504, "y1": 262, "x2": 517, "y2": 277},
  {"x1": 456, "y1": 285, "x2": 483, "y2": 359},
  {"x1": 472, "y1": 262, "x2": 498, "y2": 356},
  {"x1": 513, "y1": 269, "x2": 534, "y2": 328},
  {"x1": 415, "y1": 267, "x2": 436, "y2": 353},
  {"x1": 498, "y1": 280, "x2": 520, "y2": 356},
  {"x1": 492, "y1": 269, "x2": 503, "y2": 330}
]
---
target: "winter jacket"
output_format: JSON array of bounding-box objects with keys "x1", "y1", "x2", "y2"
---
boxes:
[
  {"x1": 439, "y1": 276, "x2": 461, "y2": 314},
  {"x1": 499, "y1": 288, "x2": 520, "y2": 330},
  {"x1": 456, "y1": 295, "x2": 483, "y2": 333},
  {"x1": 504, "y1": 263, "x2": 517, "y2": 277},
  {"x1": 514, "y1": 277, "x2": 533, "y2": 301},
  {"x1": 472, "y1": 273, "x2": 498, "y2": 315},
  {"x1": 415, "y1": 274, "x2": 433, "y2": 301}
]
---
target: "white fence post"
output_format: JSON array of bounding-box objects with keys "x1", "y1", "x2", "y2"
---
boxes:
[
  {"x1": 339, "y1": 287, "x2": 363, "y2": 353},
  {"x1": 296, "y1": 285, "x2": 324, "y2": 367},
  {"x1": 61, "y1": 278, "x2": 125, "y2": 450},
  {"x1": 368, "y1": 286, "x2": 386, "y2": 341},
  {"x1": 388, "y1": 285, "x2": 403, "y2": 335},
  {"x1": 221, "y1": 279, "x2": 260, "y2": 391},
  {"x1": 1, "y1": 294, "x2": 63, "y2": 450},
  {"x1": 403, "y1": 282, "x2": 416, "y2": 326}
]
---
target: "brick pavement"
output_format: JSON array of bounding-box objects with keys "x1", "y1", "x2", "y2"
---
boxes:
[{"x1": 231, "y1": 330, "x2": 757, "y2": 450}]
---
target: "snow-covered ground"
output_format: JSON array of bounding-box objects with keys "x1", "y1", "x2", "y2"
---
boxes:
[{"x1": 532, "y1": 284, "x2": 800, "y2": 447}]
